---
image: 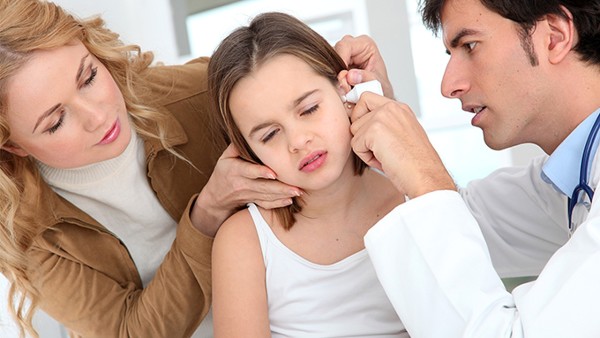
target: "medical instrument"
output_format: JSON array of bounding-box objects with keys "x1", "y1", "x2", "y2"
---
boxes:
[
  {"x1": 567, "y1": 113, "x2": 600, "y2": 230},
  {"x1": 342, "y1": 80, "x2": 383, "y2": 103}
]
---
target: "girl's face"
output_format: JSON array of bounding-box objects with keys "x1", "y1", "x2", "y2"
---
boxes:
[
  {"x1": 229, "y1": 54, "x2": 353, "y2": 192},
  {"x1": 3, "y1": 40, "x2": 131, "y2": 169}
]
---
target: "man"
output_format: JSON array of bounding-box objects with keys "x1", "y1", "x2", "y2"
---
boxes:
[{"x1": 335, "y1": 0, "x2": 600, "y2": 337}]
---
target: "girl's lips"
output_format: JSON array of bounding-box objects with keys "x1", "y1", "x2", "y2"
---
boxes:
[
  {"x1": 97, "y1": 119, "x2": 120, "y2": 145},
  {"x1": 299, "y1": 151, "x2": 327, "y2": 172}
]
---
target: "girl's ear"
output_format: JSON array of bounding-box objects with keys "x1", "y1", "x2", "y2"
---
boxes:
[
  {"x1": 336, "y1": 70, "x2": 352, "y2": 96},
  {"x1": 2, "y1": 142, "x2": 29, "y2": 157}
]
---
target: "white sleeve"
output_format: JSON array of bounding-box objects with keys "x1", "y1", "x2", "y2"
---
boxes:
[
  {"x1": 365, "y1": 190, "x2": 600, "y2": 338},
  {"x1": 460, "y1": 156, "x2": 568, "y2": 277}
]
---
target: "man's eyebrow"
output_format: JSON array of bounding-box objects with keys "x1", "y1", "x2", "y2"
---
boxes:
[
  {"x1": 32, "y1": 103, "x2": 60, "y2": 133},
  {"x1": 248, "y1": 89, "x2": 320, "y2": 138},
  {"x1": 446, "y1": 28, "x2": 479, "y2": 54}
]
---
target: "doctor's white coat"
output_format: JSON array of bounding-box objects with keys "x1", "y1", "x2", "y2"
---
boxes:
[{"x1": 365, "y1": 155, "x2": 600, "y2": 338}]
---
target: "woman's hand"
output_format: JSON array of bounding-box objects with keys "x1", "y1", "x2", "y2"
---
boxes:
[{"x1": 191, "y1": 144, "x2": 301, "y2": 237}]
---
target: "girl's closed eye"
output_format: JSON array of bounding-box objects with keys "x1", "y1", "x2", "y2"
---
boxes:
[
  {"x1": 261, "y1": 127, "x2": 280, "y2": 143},
  {"x1": 301, "y1": 104, "x2": 319, "y2": 116},
  {"x1": 260, "y1": 104, "x2": 319, "y2": 143}
]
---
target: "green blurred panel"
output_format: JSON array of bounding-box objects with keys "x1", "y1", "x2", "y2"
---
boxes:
[
  {"x1": 502, "y1": 276, "x2": 537, "y2": 292},
  {"x1": 187, "y1": 0, "x2": 239, "y2": 14}
]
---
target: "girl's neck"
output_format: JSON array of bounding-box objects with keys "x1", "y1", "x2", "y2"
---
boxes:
[
  {"x1": 297, "y1": 167, "x2": 374, "y2": 223},
  {"x1": 272, "y1": 166, "x2": 402, "y2": 266}
]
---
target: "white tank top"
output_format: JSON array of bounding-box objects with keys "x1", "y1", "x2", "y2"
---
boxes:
[{"x1": 247, "y1": 203, "x2": 409, "y2": 337}]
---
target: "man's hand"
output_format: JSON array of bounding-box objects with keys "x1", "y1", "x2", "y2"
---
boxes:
[{"x1": 349, "y1": 92, "x2": 457, "y2": 198}]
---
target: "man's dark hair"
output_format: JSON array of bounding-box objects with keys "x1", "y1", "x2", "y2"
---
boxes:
[{"x1": 419, "y1": 0, "x2": 600, "y2": 65}]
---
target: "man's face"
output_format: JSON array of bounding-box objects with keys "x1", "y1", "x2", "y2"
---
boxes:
[{"x1": 439, "y1": 0, "x2": 557, "y2": 151}]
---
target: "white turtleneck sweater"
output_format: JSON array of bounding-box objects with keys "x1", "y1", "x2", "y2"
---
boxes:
[
  {"x1": 37, "y1": 131, "x2": 177, "y2": 288},
  {"x1": 37, "y1": 131, "x2": 214, "y2": 337}
]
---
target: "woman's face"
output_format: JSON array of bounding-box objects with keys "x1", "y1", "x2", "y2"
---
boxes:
[
  {"x1": 3, "y1": 40, "x2": 131, "y2": 169},
  {"x1": 229, "y1": 54, "x2": 354, "y2": 192}
]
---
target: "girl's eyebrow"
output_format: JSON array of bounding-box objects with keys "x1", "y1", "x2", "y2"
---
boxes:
[
  {"x1": 32, "y1": 53, "x2": 90, "y2": 133},
  {"x1": 248, "y1": 121, "x2": 274, "y2": 138},
  {"x1": 291, "y1": 89, "x2": 318, "y2": 108}
]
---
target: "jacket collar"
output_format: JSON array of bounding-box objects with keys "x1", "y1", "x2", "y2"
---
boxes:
[{"x1": 143, "y1": 108, "x2": 188, "y2": 156}]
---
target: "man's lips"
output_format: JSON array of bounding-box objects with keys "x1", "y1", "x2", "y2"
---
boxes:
[
  {"x1": 462, "y1": 104, "x2": 486, "y2": 115},
  {"x1": 463, "y1": 105, "x2": 487, "y2": 126}
]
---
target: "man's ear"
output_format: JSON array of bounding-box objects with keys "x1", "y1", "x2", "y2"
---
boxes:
[
  {"x1": 2, "y1": 142, "x2": 29, "y2": 157},
  {"x1": 545, "y1": 5, "x2": 576, "y2": 64}
]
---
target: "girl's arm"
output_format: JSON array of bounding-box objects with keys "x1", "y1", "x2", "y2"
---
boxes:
[{"x1": 212, "y1": 209, "x2": 271, "y2": 337}]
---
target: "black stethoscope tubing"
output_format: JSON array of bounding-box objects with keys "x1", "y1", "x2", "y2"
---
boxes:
[{"x1": 567, "y1": 114, "x2": 600, "y2": 230}]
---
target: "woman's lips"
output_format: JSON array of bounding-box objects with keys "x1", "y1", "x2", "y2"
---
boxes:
[{"x1": 97, "y1": 119, "x2": 121, "y2": 145}]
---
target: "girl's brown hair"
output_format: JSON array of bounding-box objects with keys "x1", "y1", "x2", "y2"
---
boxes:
[{"x1": 208, "y1": 12, "x2": 367, "y2": 230}]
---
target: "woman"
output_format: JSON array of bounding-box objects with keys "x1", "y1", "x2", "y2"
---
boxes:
[{"x1": 0, "y1": 1, "x2": 299, "y2": 337}]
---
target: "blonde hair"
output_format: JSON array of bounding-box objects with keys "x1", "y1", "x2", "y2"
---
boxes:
[
  {"x1": 0, "y1": 1, "x2": 177, "y2": 337},
  {"x1": 208, "y1": 12, "x2": 367, "y2": 230}
]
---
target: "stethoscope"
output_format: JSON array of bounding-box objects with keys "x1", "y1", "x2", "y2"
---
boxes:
[{"x1": 567, "y1": 113, "x2": 600, "y2": 231}]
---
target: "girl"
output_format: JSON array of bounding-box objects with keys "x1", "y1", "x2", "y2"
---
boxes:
[
  {"x1": 208, "y1": 12, "x2": 409, "y2": 337},
  {"x1": 0, "y1": 1, "x2": 299, "y2": 337}
]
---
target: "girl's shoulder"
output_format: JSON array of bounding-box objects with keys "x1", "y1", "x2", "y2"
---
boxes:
[
  {"x1": 214, "y1": 205, "x2": 277, "y2": 252},
  {"x1": 216, "y1": 207, "x2": 255, "y2": 242},
  {"x1": 212, "y1": 207, "x2": 267, "y2": 274}
]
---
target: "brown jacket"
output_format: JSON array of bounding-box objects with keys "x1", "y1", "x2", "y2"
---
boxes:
[{"x1": 23, "y1": 57, "x2": 224, "y2": 337}]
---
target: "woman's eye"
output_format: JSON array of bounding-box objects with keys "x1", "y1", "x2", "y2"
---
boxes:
[
  {"x1": 84, "y1": 67, "x2": 98, "y2": 87},
  {"x1": 47, "y1": 113, "x2": 65, "y2": 134}
]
